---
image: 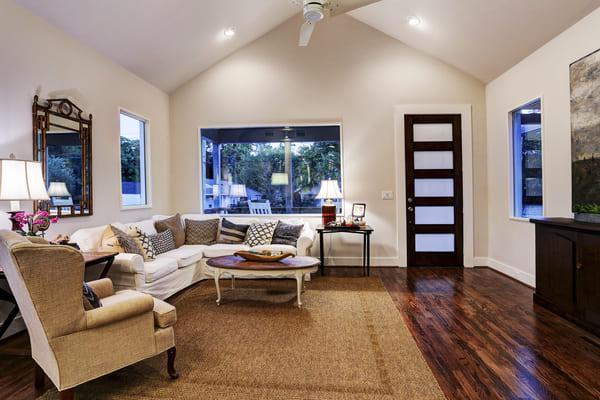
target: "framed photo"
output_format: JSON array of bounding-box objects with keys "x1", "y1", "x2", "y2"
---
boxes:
[{"x1": 352, "y1": 203, "x2": 366, "y2": 219}]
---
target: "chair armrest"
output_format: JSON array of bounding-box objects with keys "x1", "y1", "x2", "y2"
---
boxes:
[
  {"x1": 27, "y1": 236, "x2": 49, "y2": 244},
  {"x1": 86, "y1": 278, "x2": 114, "y2": 299},
  {"x1": 297, "y1": 226, "x2": 316, "y2": 256},
  {"x1": 85, "y1": 290, "x2": 154, "y2": 329}
]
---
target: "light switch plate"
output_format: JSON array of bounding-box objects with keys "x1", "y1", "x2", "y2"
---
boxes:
[{"x1": 381, "y1": 191, "x2": 394, "y2": 200}]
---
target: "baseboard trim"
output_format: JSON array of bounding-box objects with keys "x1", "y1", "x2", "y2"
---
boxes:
[{"x1": 478, "y1": 257, "x2": 535, "y2": 287}]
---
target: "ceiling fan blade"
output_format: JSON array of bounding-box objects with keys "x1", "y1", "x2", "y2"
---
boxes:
[
  {"x1": 299, "y1": 21, "x2": 315, "y2": 46},
  {"x1": 328, "y1": 0, "x2": 380, "y2": 17}
]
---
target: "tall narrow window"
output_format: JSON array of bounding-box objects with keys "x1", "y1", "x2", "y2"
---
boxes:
[
  {"x1": 511, "y1": 99, "x2": 542, "y2": 218},
  {"x1": 120, "y1": 111, "x2": 148, "y2": 207}
]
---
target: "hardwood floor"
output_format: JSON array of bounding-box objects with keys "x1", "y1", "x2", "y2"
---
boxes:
[{"x1": 2, "y1": 267, "x2": 600, "y2": 399}]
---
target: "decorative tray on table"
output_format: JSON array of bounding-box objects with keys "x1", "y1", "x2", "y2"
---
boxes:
[{"x1": 233, "y1": 251, "x2": 295, "y2": 262}]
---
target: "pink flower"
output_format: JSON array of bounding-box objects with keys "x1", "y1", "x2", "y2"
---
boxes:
[
  {"x1": 51, "y1": 217, "x2": 59, "y2": 224},
  {"x1": 36, "y1": 211, "x2": 50, "y2": 217}
]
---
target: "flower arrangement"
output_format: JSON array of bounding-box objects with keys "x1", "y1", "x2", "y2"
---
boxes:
[{"x1": 13, "y1": 211, "x2": 59, "y2": 237}]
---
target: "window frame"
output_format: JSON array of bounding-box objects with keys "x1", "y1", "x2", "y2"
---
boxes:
[
  {"x1": 119, "y1": 108, "x2": 152, "y2": 210},
  {"x1": 198, "y1": 123, "x2": 344, "y2": 216},
  {"x1": 508, "y1": 97, "x2": 544, "y2": 220}
]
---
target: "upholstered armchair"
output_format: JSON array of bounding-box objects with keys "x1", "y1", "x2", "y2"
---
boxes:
[{"x1": 0, "y1": 230, "x2": 178, "y2": 400}]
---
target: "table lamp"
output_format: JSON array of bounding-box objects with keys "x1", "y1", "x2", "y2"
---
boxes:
[
  {"x1": 0, "y1": 154, "x2": 50, "y2": 231},
  {"x1": 316, "y1": 179, "x2": 342, "y2": 225}
]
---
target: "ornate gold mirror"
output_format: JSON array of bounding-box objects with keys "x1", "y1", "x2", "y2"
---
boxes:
[{"x1": 33, "y1": 95, "x2": 92, "y2": 217}]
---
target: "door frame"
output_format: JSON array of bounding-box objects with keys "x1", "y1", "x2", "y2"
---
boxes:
[{"x1": 394, "y1": 104, "x2": 474, "y2": 268}]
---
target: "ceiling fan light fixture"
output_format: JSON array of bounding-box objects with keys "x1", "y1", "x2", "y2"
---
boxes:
[
  {"x1": 304, "y1": 3, "x2": 325, "y2": 22},
  {"x1": 407, "y1": 16, "x2": 421, "y2": 26},
  {"x1": 224, "y1": 26, "x2": 236, "y2": 37}
]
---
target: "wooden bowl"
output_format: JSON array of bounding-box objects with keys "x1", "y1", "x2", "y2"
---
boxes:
[{"x1": 233, "y1": 251, "x2": 295, "y2": 262}]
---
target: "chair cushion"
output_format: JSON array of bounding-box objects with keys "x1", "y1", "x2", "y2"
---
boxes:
[
  {"x1": 244, "y1": 221, "x2": 277, "y2": 247},
  {"x1": 101, "y1": 225, "x2": 143, "y2": 255},
  {"x1": 271, "y1": 221, "x2": 304, "y2": 246},
  {"x1": 185, "y1": 218, "x2": 219, "y2": 245},
  {"x1": 149, "y1": 229, "x2": 176, "y2": 255},
  {"x1": 218, "y1": 218, "x2": 250, "y2": 244},
  {"x1": 203, "y1": 243, "x2": 250, "y2": 258},
  {"x1": 143, "y1": 257, "x2": 179, "y2": 283},
  {"x1": 155, "y1": 214, "x2": 185, "y2": 248},
  {"x1": 157, "y1": 245, "x2": 205, "y2": 268},
  {"x1": 153, "y1": 298, "x2": 177, "y2": 328}
]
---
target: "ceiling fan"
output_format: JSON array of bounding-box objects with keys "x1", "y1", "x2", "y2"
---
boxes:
[{"x1": 289, "y1": 0, "x2": 381, "y2": 46}]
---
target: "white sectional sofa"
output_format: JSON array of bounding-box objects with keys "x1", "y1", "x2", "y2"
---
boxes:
[{"x1": 70, "y1": 214, "x2": 316, "y2": 300}]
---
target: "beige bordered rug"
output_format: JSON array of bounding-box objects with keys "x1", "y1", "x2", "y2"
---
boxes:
[{"x1": 38, "y1": 277, "x2": 444, "y2": 399}]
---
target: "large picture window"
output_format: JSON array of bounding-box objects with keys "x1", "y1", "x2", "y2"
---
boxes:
[
  {"x1": 511, "y1": 99, "x2": 542, "y2": 218},
  {"x1": 201, "y1": 125, "x2": 341, "y2": 214},
  {"x1": 120, "y1": 111, "x2": 148, "y2": 207}
]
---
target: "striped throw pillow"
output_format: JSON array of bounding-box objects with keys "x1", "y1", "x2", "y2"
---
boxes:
[{"x1": 218, "y1": 218, "x2": 250, "y2": 244}]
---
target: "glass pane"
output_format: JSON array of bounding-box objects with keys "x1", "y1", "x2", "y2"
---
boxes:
[
  {"x1": 415, "y1": 179, "x2": 454, "y2": 197},
  {"x1": 415, "y1": 234, "x2": 455, "y2": 252},
  {"x1": 414, "y1": 151, "x2": 453, "y2": 169},
  {"x1": 415, "y1": 206, "x2": 454, "y2": 225},
  {"x1": 413, "y1": 123, "x2": 452, "y2": 142},
  {"x1": 120, "y1": 113, "x2": 147, "y2": 207}
]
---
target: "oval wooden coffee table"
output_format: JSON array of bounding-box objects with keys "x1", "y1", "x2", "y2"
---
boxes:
[{"x1": 206, "y1": 255, "x2": 320, "y2": 307}]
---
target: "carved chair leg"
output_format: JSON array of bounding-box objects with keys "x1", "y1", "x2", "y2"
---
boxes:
[
  {"x1": 60, "y1": 388, "x2": 74, "y2": 400},
  {"x1": 34, "y1": 363, "x2": 45, "y2": 389},
  {"x1": 167, "y1": 347, "x2": 179, "y2": 379}
]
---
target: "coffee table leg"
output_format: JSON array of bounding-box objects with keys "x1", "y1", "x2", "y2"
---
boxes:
[
  {"x1": 296, "y1": 271, "x2": 303, "y2": 308},
  {"x1": 214, "y1": 268, "x2": 222, "y2": 305}
]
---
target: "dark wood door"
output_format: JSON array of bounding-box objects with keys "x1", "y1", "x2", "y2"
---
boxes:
[
  {"x1": 577, "y1": 233, "x2": 600, "y2": 327},
  {"x1": 405, "y1": 114, "x2": 463, "y2": 266}
]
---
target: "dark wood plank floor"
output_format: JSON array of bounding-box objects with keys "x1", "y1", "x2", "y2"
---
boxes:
[{"x1": 2, "y1": 267, "x2": 600, "y2": 399}]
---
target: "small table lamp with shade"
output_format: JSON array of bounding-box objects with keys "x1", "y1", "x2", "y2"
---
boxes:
[
  {"x1": 316, "y1": 179, "x2": 342, "y2": 225},
  {"x1": 0, "y1": 154, "x2": 50, "y2": 231}
]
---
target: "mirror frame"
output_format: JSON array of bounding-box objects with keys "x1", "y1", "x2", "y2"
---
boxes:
[{"x1": 33, "y1": 95, "x2": 93, "y2": 217}]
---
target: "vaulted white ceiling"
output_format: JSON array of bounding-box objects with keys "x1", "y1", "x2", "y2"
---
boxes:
[{"x1": 11, "y1": 0, "x2": 600, "y2": 93}]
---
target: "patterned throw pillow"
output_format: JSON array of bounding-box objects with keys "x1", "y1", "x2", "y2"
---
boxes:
[
  {"x1": 155, "y1": 214, "x2": 185, "y2": 248},
  {"x1": 101, "y1": 225, "x2": 143, "y2": 256},
  {"x1": 127, "y1": 226, "x2": 156, "y2": 261},
  {"x1": 149, "y1": 229, "x2": 176, "y2": 255},
  {"x1": 82, "y1": 282, "x2": 102, "y2": 310},
  {"x1": 185, "y1": 218, "x2": 219, "y2": 245},
  {"x1": 218, "y1": 218, "x2": 250, "y2": 244},
  {"x1": 244, "y1": 221, "x2": 277, "y2": 247},
  {"x1": 271, "y1": 221, "x2": 304, "y2": 246}
]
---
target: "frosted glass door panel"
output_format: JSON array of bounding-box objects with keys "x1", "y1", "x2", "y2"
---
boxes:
[
  {"x1": 415, "y1": 179, "x2": 454, "y2": 197},
  {"x1": 415, "y1": 234, "x2": 455, "y2": 252},
  {"x1": 414, "y1": 151, "x2": 453, "y2": 169},
  {"x1": 415, "y1": 206, "x2": 454, "y2": 225},
  {"x1": 413, "y1": 123, "x2": 453, "y2": 142}
]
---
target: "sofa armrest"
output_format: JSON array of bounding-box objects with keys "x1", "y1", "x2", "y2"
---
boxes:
[
  {"x1": 85, "y1": 290, "x2": 154, "y2": 329},
  {"x1": 86, "y1": 278, "x2": 114, "y2": 299},
  {"x1": 297, "y1": 225, "x2": 316, "y2": 256},
  {"x1": 110, "y1": 253, "x2": 145, "y2": 275}
]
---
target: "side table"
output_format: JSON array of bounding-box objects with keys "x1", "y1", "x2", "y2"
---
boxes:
[
  {"x1": 316, "y1": 224, "x2": 374, "y2": 276},
  {"x1": 83, "y1": 251, "x2": 119, "y2": 279}
]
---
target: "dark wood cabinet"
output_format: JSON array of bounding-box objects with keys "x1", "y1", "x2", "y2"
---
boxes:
[{"x1": 531, "y1": 218, "x2": 600, "y2": 336}]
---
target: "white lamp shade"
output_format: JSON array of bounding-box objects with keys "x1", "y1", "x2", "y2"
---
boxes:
[
  {"x1": 0, "y1": 159, "x2": 49, "y2": 201},
  {"x1": 229, "y1": 184, "x2": 247, "y2": 198},
  {"x1": 271, "y1": 173, "x2": 289, "y2": 185},
  {"x1": 315, "y1": 180, "x2": 342, "y2": 201},
  {"x1": 47, "y1": 182, "x2": 71, "y2": 197}
]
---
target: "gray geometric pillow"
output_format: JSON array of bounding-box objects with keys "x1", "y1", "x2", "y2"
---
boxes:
[
  {"x1": 110, "y1": 225, "x2": 143, "y2": 256},
  {"x1": 244, "y1": 221, "x2": 277, "y2": 247},
  {"x1": 185, "y1": 218, "x2": 219, "y2": 245},
  {"x1": 149, "y1": 229, "x2": 176, "y2": 255},
  {"x1": 271, "y1": 221, "x2": 303, "y2": 246}
]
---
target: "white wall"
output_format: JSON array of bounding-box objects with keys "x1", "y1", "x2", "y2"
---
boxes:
[
  {"x1": 485, "y1": 7, "x2": 600, "y2": 286},
  {"x1": 170, "y1": 15, "x2": 488, "y2": 266},
  {"x1": 0, "y1": 0, "x2": 171, "y2": 338}
]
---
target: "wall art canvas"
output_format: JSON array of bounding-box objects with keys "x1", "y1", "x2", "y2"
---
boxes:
[{"x1": 570, "y1": 48, "x2": 600, "y2": 215}]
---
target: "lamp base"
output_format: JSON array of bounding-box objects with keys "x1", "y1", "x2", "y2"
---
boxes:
[
  {"x1": 7, "y1": 211, "x2": 24, "y2": 233},
  {"x1": 321, "y1": 204, "x2": 337, "y2": 225}
]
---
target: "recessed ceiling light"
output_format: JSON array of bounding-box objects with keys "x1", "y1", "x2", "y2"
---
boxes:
[
  {"x1": 407, "y1": 16, "x2": 420, "y2": 26},
  {"x1": 224, "y1": 27, "x2": 236, "y2": 37}
]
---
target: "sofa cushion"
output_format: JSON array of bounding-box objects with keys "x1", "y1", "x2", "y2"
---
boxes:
[
  {"x1": 244, "y1": 221, "x2": 277, "y2": 247},
  {"x1": 155, "y1": 214, "x2": 185, "y2": 248},
  {"x1": 149, "y1": 229, "x2": 176, "y2": 255},
  {"x1": 203, "y1": 243, "x2": 250, "y2": 258},
  {"x1": 127, "y1": 227, "x2": 156, "y2": 261},
  {"x1": 143, "y1": 257, "x2": 179, "y2": 283},
  {"x1": 218, "y1": 218, "x2": 250, "y2": 244},
  {"x1": 128, "y1": 219, "x2": 157, "y2": 236},
  {"x1": 157, "y1": 245, "x2": 206, "y2": 268},
  {"x1": 271, "y1": 221, "x2": 304, "y2": 246},
  {"x1": 185, "y1": 218, "x2": 219, "y2": 245},
  {"x1": 101, "y1": 225, "x2": 143, "y2": 256},
  {"x1": 249, "y1": 244, "x2": 298, "y2": 255}
]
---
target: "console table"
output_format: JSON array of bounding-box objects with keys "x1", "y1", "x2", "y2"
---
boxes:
[
  {"x1": 531, "y1": 218, "x2": 600, "y2": 336},
  {"x1": 316, "y1": 224, "x2": 373, "y2": 276}
]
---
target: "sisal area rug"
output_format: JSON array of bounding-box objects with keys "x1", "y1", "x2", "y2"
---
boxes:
[{"x1": 38, "y1": 277, "x2": 444, "y2": 399}]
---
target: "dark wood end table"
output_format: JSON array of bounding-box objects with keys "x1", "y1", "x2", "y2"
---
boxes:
[
  {"x1": 315, "y1": 224, "x2": 374, "y2": 277},
  {"x1": 83, "y1": 251, "x2": 119, "y2": 279}
]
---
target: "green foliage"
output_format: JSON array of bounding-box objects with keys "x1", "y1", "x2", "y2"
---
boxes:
[
  {"x1": 573, "y1": 203, "x2": 600, "y2": 214},
  {"x1": 121, "y1": 137, "x2": 141, "y2": 182}
]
